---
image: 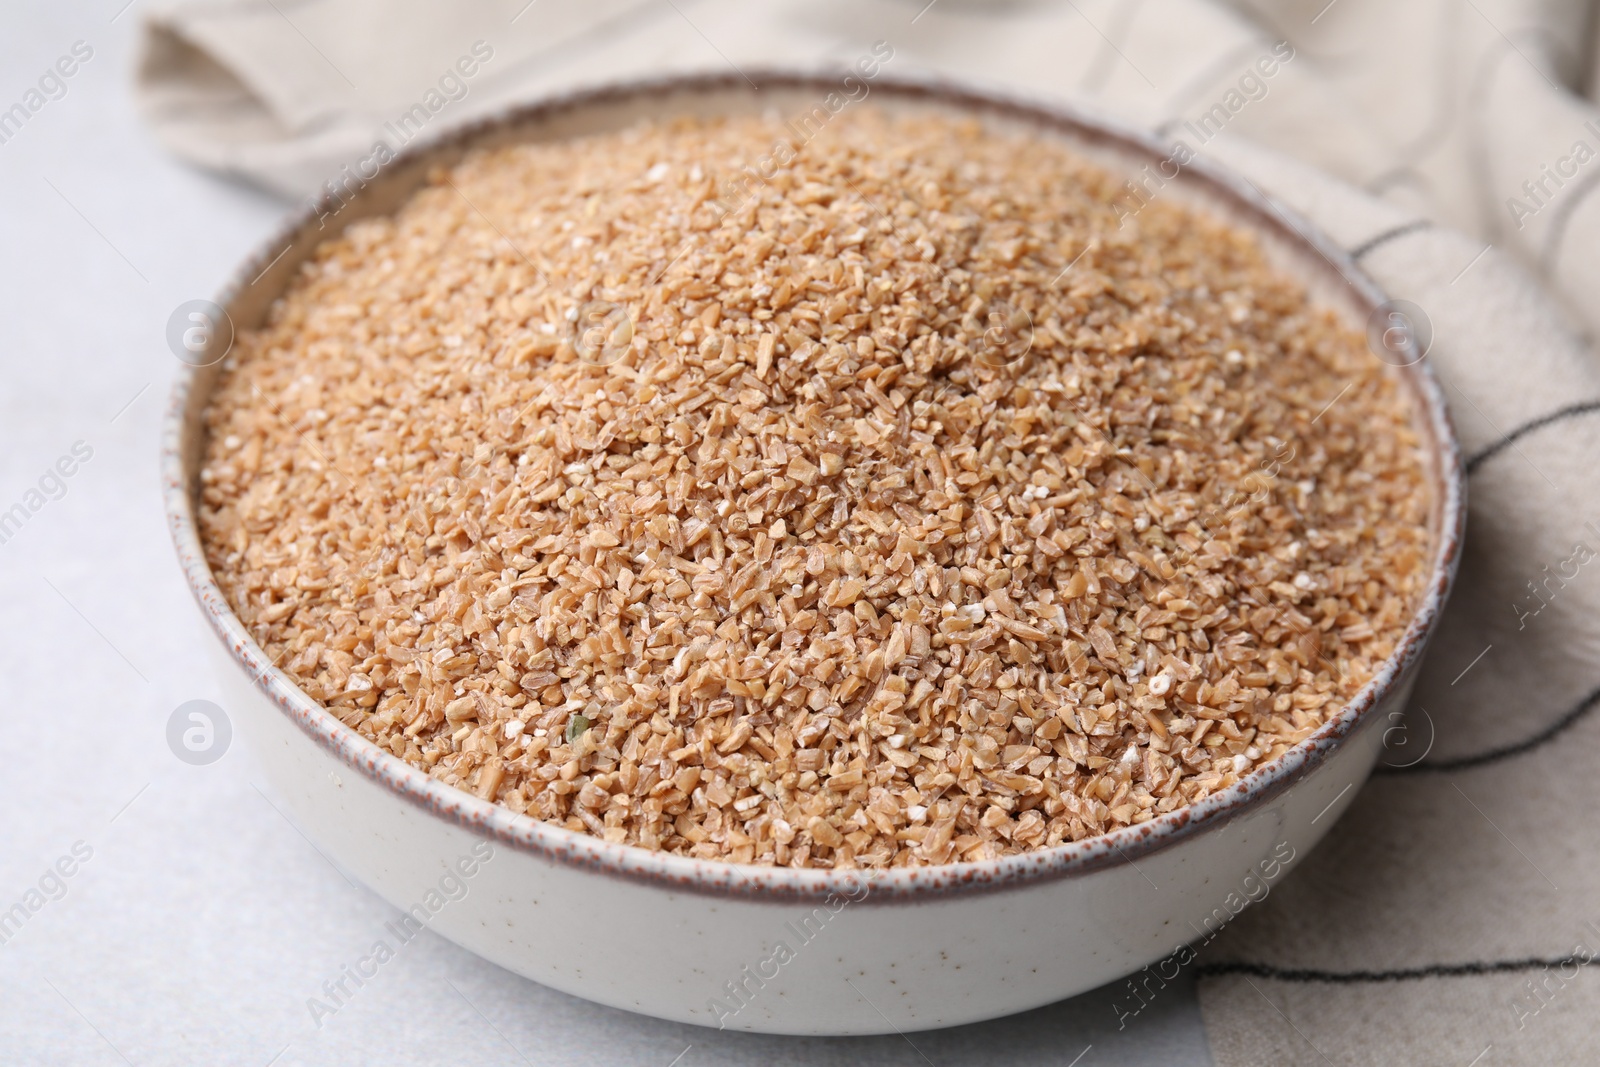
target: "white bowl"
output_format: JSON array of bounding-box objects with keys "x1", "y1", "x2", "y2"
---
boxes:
[{"x1": 163, "y1": 73, "x2": 1464, "y2": 1035}]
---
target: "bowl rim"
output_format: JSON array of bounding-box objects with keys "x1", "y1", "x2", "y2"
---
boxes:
[{"x1": 161, "y1": 69, "x2": 1465, "y2": 904}]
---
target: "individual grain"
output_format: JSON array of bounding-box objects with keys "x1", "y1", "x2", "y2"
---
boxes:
[{"x1": 197, "y1": 109, "x2": 1431, "y2": 868}]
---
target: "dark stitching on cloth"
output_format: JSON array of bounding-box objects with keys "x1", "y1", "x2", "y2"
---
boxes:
[
  {"x1": 1375, "y1": 412, "x2": 1600, "y2": 776},
  {"x1": 1349, "y1": 219, "x2": 1435, "y2": 260},
  {"x1": 1375, "y1": 682, "x2": 1600, "y2": 776},
  {"x1": 1196, "y1": 956, "x2": 1585, "y2": 984},
  {"x1": 1465, "y1": 399, "x2": 1600, "y2": 474}
]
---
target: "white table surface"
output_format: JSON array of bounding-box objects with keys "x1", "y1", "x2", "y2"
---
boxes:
[{"x1": 0, "y1": 4, "x2": 1213, "y2": 1063}]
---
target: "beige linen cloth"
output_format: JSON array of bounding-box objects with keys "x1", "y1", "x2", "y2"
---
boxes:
[{"x1": 136, "y1": 1, "x2": 1600, "y2": 1062}]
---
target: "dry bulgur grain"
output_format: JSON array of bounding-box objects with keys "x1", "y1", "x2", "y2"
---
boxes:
[{"x1": 197, "y1": 109, "x2": 1430, "y2": 868}]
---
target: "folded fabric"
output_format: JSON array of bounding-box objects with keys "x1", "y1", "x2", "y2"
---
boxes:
[{"x1": 134, "y1": 2, "x2": 1600, "y2": 1063}]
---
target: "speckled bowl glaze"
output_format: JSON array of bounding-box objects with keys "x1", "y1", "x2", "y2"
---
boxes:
[{"x1": 163, "y1": 73, "x2": 1464, "y2": 1035}]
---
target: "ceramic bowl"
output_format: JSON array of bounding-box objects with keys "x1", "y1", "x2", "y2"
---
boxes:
[{"x1": 163, "y1": 72, "x2": 1464, "y2": 1035}]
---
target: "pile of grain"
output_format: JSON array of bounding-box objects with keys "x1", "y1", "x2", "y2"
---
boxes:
[{"x1": 198, "y1": 108, "x2": 1430, "y2": 868}]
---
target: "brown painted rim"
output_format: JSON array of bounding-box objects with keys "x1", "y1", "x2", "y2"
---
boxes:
[{"x1": 161, "y1": 71, "x2": 1465, "y2": 904}]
